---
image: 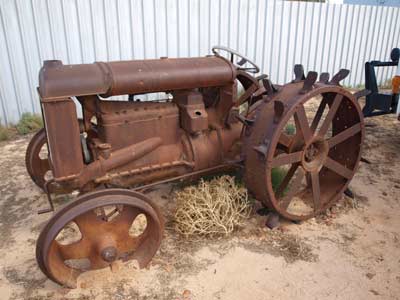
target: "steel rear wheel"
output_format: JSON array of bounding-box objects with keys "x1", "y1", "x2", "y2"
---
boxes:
[
  {"x1": 25, "y1": 128, "x2": 50, "y2": 189},
  {"x1": 245, "y1": 81, "x2": 364, "y2": 221},
  {"x1": 36, "y1": 189, "x2": 164, "y2": 288}
]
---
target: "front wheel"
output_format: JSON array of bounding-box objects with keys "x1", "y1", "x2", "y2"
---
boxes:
[
  {"x1": 25, "y1": 128, "x2": 51, "y2": 190},
  {"x1": 36, "y1": 188, "x2": 164, "y2": 288}
]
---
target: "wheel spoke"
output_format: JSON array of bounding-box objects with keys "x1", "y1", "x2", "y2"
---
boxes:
[
  {"x1": 318, "y1": 94, "x2": 343, "y2": 136},
  {"x1": 275, "y1": 163, "x2": 299, "y2": 197},
  {"x1": 324, "y1": 157, "x2": 353, "y2": 179},
  {"x1": 117, "y1": 234, "x2": 142, "y2": 254},
  {"x1": 271, "y1": 151, "x2": 303, "y2": 168},
  {"x1": 280, "y1": 168, "x2": 305, "y2": 209},
  {"x1": 278, "y1": 133, "x2": 292, "y2": 148},
  {"x1": 327, "y1": 123, "x2": 361, "y2": 148},
  {"x1": 56, "y1": 239, "x2": 91, "y2": 260},
  {"x1": 47, "y1": 242, "x2": 82, "y2": 288},
  {"x1": 294, "y1": 105, "x2": 313, "y2": 142},
  {"x1": 287, "y1": 131, "x2": 305, "y2": 153},
  {"x1": 74, "y1": 211, "x2": 103, "y2": 236},
  {"x1": 114, "y1": 206, "x2": 142, "y2": 231},
  {"x1": 310, "y1": 98, "x2": 327, "y2": 133},
  {"x1": 310, "y1": 171, "x2": 321, "y2": 211}
]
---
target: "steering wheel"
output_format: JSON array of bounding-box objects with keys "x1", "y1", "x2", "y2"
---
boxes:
[{"x1": 212, "y1": 46, "x2": 260, "y2": 74}]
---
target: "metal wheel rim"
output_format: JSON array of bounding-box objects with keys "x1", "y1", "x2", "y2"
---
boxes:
[
  {"x1": 245, "y1": 83, "x2": 364, "y2": 221},
  {"x1": 36, "y1": 188, "x2": 164, "y2": 288},
  {"x1": 25, "y1": 128, "x2": 50, "y2": 189}
]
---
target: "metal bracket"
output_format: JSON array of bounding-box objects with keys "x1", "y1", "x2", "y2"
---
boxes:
[
  {"x1": 273, "y1": 100, "x2": 285, "y2": 124},
  {"x1": 293, "y1": 64, "x2": 305, "y2": 82},
  {"x1": 235, "y1": 114, "x2": 255, "y2": 126},
  {"x1": 300, "y1": 71, "x2": 318, "y2": 94},
  {"x1": 329, "y1": 69, "x2": 350, "y2": 85},
  {"x1": 253, "y1": 138, "x2": 270, "y2": 159},
  {"x1": 262, "y1": 78, "x2": 278, "y2": 96},
  {"x1": 38, "y1": 180, "x2": 55, "y2": 214},
  {"x1": 353, "y1": 89, "x2": 371, "y2": 100},
  {"x1": 318, "y1": 72, "x2": 330, "y2": 84}
]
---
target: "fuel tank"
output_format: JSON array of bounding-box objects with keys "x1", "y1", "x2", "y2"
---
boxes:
[{"x1": 38, "y1": 56, "x2": 236, "y2": 100}]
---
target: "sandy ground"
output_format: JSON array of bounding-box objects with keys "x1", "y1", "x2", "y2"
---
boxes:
[{"x1": 0, "y1": 113, "x2": 399, "y2": 300}]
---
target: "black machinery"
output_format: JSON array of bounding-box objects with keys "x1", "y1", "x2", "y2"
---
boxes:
[{"x1": 362, "y1": 47, "x2": 399, "y2": 117}]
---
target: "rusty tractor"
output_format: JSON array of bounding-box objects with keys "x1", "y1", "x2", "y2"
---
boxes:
[{"x1": 26, "y1": 46, "x2": 364, "y2": 287}]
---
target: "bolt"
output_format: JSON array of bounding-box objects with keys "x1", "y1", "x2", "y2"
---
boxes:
[{"x1": 101, "y1": 246, "x2": 118, "y2": 262}]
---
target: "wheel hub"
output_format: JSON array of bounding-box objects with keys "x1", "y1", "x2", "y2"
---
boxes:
[
  {"x1": 302, "y1": 138, "x2": 329, "y2": 172},
  {"x1": 101, "y1": 246, "x2": 118, "y2": 262}
]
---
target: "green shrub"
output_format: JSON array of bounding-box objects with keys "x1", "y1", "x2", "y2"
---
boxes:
[
  {"x1": 271, "y1": 167, "x2": 287, "y2": 192},
  {"x1": 285, "y1": 123, "x2": 296, "y2": 135},
  {"x1": 0, "y1": 118, "x2": 15, "y2": 141},
  {"x1": 355, "y1": 83, "x2": 365, "y2": 89},
  {"x1": 15, "y1": 113, "x2": 43, "y2": 135},
  {"x1": 0, "y1": 124, "x2": 10, "y2": 141}
]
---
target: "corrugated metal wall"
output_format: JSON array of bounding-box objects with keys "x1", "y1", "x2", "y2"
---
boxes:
[{"x1": 0, "y1": 0, "x2": 399, "y2": 125}]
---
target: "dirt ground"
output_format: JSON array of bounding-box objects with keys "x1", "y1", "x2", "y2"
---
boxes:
[{"x1": 0, "y1": 112, "x2": 399, "y2": 300}]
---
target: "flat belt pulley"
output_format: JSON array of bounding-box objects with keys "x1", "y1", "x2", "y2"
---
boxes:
[
  {"x1": 36, "y1": 188, "x2": 164, "y2": 288},
  {"x1": 244, "y1": 68, "x2": 364, "y2": 221}
]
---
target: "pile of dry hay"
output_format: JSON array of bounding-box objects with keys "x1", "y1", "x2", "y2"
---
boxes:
[{"x1": 174, "y1": 175, "x2": 251, "y2": 237}]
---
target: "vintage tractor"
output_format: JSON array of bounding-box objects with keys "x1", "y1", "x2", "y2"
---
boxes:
[{"x1": 26, "y1": 46, "x2": 364, "y2": 287}]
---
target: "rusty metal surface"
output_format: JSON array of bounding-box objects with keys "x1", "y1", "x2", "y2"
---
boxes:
[
  {"x1": 25, "y1": 128, "x2": 49, "y2": 189},
  {"x1": 31, "y1": 50, "x2": 256, "y2": 287},
  {"x1": 38, "y1": 56, "x2": 236, "y2": 100},
  {"x1": 96, "y1": 101, "x2": 180, "y2": 150},
  {"x1": 41, "y1": 98, "x2": 83, "y2": 180},
  {"x1": 37, "y1": 55, "x2": 251, "y2": 185},
  {"x1": 27, "y1": 47, "x2": 365, "y2": 287},
  {"x1": 36, "y1": 189, "x2": 164, "y2": 288},
  {"x1": 174, "y1": 90, "x2": 209, "y2": 133},
  {"x1": 244, "y1": 69, "x2": 364, "y2": 221}
]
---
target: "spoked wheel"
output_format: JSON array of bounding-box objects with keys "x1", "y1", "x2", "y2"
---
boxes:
[
  {"x1": 36, "y1": 189, "x2": 164, "y2": 288},
  {"x1": 245, "y1": 77, "x2": 364, "y2": 221},
  {"x1": 25, "y1": 128, "x2": 51, "y2": 189}
]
